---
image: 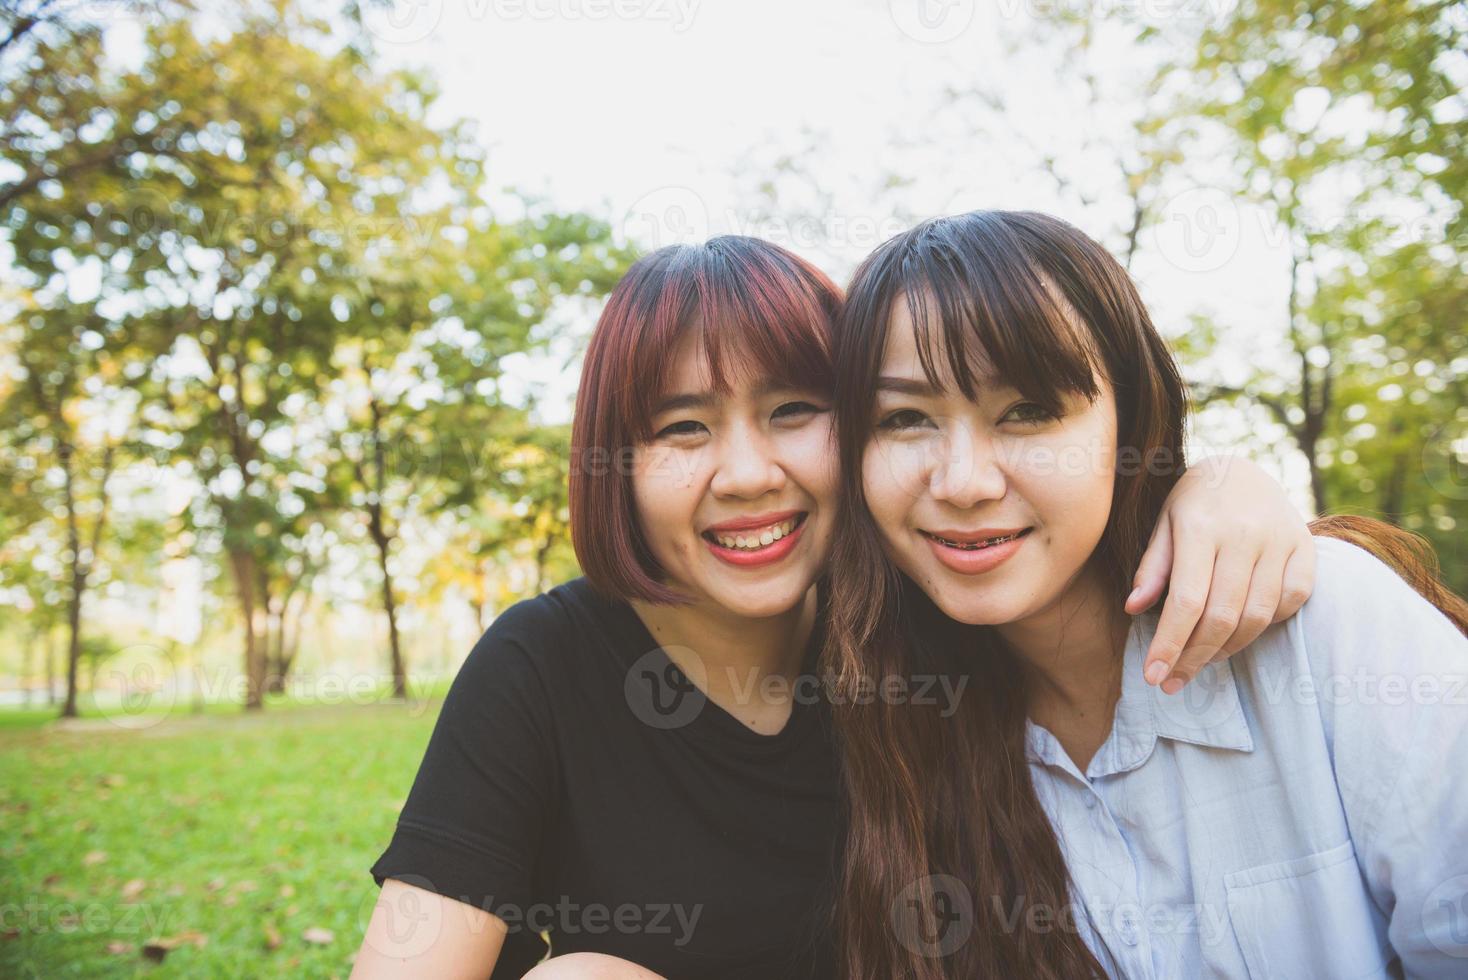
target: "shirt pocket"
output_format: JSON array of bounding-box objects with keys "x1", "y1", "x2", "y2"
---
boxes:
[{"x1": 1223, "y1": 840, "x2": 1394, "y2": 979}]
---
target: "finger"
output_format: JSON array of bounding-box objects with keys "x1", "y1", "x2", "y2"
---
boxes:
[
  {"x1": 1166, "y1": 545, "x2": 1257, "y2": 689},
  {"x1": 1126, "y1": 510, "x2": 1173, "y2": 615},
  {"x1": 1216, "y1": 545, "x2": 1287, "y2": 657},
  {"x1": 1143, "y1": 521, "x2": 1213, "y2": 687},
  {"x1": 1271, "y1": 535, "x2": 1317, "y2": 623}
]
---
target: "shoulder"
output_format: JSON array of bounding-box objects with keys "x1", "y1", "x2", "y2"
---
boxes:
[
  {"x1": 459, "y1": 577, "x2": 621, "y2": 685},
  {"x1": 1299, "y1": 535, "x2": 1452, "y2": 627},
  {"x1": 1294, "y1": 535, "x2": 1465, "y2": 674},
  {"x1": 458, "y1": 578, "x2": 631, "y2": 686}
]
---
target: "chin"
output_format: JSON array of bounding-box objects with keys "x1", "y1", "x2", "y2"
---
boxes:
[
  {"x1": 702, "y1": 573, "x2": 811, "y2": 619},
  {"x1": 921, "y1": 578, "x2": 1034, "y2": 627},
  {"x1": 716, "y1": 591, "x2": 806, "y2": 621}
]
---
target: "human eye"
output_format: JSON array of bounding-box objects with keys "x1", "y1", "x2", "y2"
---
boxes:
[
  {"x1": 876, "y1": 408, "x2": 934, "y2": 431},
  {"x1": 655, "y1": 419, "x2": 708, "y2": 439},
  {"x1": 772, "y1": 400, "x2": 827, "y2": 422},
  {"x1": 1000, "y1": 401, "x2": 1058, "y2": 425}
]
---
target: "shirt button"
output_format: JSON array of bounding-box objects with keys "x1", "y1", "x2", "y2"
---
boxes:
[
  {"x1": 1084, "y1": 795, "x2": 1098, "y2": 810},
  {"x1": 1114, "y1": 908, "x2": 1141, "y2": 946}
]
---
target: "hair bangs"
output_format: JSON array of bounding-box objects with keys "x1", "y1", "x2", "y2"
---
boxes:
[
  {"x1": 616, "y1": 237, "x2": 838, "y2": 441},
  {"x1": 895, "y1": 217, "x2": 1101, "y2": 414}
]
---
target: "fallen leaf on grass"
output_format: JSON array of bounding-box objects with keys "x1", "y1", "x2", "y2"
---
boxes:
[
  {"x1": 302, "y1": 927, "x2": 335, "y2": 945},
  {"x1": 106, "y1": 941, "x2": 134, "y2": 955},
  {"x1": 82, "y1": 850, "x2": 107, "y2": 866},
  {"x1": 263, "y1": 922, "x2": 283, "y2": 951},
  {"x1": 140, "y1": 931, "x2": 208, "y2": 963},
  {"x1": 120, "y1": 879, "x2": 145, "y2": 899}
]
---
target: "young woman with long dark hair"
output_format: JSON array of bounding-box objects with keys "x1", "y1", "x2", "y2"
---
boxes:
[
  {"x1": 351, "y1": 235, "x2": 1323, "y2": 980},
  {"x1": 827, "y1": 210, "x2": 1468, "y2": 978}
]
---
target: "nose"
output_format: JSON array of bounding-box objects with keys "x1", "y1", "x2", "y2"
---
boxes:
[
  {"x1": 709, "y1": 421, "x2": 787, "y2": 499},
  {"x1": 928, "y1": 419, "x2": 1006, "y2": 508}
]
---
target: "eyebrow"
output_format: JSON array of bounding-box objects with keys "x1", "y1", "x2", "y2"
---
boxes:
[
  {"x1": 876, "y1": 370, "x2": 1004, "y2": 397},
  {"x1": 875, "y1": 376, "x2": 942, "y2": 397},
  {"x1": 651, "y1": 381, "x2": 816, "y2": 416}
]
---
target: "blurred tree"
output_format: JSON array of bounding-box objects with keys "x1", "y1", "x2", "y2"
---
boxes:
[
  {"x1": 0, "y1": 287, "x2": 139, "y2": 716},
  {"x1": 3, "y1": 0, "x2": 635, "y2": 710},
  {"x1": 317, "y1": 199, "x2": 628, "y2": 699},
  {"x1": 1179, "y1": 0, "x2": 1466, "y2": 589}
]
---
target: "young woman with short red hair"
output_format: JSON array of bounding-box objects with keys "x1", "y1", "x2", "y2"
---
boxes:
[{"x1": 352, "y1": 235, "x2": 1319, "y2": 980}]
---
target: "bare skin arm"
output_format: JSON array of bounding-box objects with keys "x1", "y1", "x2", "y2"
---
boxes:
[{"x1": 350, "y1": 878, "x2": 507, "y2": 980}]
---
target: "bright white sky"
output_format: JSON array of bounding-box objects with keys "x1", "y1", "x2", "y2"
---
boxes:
[
  {"x1": 87, "y1": 0, "x2": 1316, "y2": 518},
  {"x1": 341, "y1": 0, "x2": 1299, "y2": 460}
]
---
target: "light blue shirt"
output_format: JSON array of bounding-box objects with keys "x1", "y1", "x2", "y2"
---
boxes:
[{"x1": 1026, "y1": 538, "x2": 1468, "y2": 978}]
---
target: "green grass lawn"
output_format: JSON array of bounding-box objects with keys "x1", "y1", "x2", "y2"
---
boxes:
[{"x1": 0, "y1": 696, "x2": 446, "y2": 978}]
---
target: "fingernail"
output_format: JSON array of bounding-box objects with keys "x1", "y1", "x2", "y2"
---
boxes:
[
  {"x1": 1127, "y1": 587, "x2": 1143, "y2": 606},
  {"x1": 1144, "y1": 661, "x2": 1169, "y2": 686},
  {"x1": 1161, "y1": 677, "x2": 1185, "y2": 696}
]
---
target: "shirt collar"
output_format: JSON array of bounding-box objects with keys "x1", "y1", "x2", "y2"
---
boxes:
[{"x1": 1025, "y1": 615, "x2": 1254, "y2": 779}]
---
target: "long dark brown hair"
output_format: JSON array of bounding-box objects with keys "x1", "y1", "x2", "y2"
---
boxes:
[{"x1": 824, "y1": 210, "x2": 1466, "y2": 979}]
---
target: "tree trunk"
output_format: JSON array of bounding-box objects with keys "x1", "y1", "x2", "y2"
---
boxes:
[
  {"x1": 22, "y1": 628, "x2": 37, "y2": 708},
  {"x1": 371, "y1": 523, "x2": 407, "y2": 699},
  {"x1": 534, "y1": 534, "x2": 555, "y2": 595},
  {"x1": 56, "y1": 439, "x2": 116, "y2": 719},
  {"x1": 46, "y1": 628, "x2": 57, "y2": 706},
  {"x1": 59, "y1": 441, "x2": 85, "y2": 719},
  {"x1": 229, "y1": 547, "x2": 268, "y2": 710},
  {"x1": 359, "y1": 394, "x2": 407, "y2": 700},
  {"x1": 267, "y1": 585, "x2": 305, "y2": 694}
]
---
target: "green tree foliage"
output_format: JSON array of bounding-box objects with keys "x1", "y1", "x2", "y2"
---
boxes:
[
  {"x1": 1, "y1": 0, "x2": 631, "y2": 714},
  {"x1": 1179, "y1": 0, "x2": 1466, "y2": 589}
]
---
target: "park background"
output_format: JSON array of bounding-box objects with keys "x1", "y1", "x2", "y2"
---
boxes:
[{"x1": 1, "y1": 0, "x2": 1463, "y2": 975}]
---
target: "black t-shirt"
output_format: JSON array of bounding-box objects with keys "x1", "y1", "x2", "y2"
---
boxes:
[{"x1": 369, "y1": 577, "x2": 843, "y2": 979}]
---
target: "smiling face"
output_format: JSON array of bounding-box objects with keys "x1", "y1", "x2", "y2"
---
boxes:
[
  {"x1": 631, "y1": 329, "x2": 838, "y2": 620},
  {"x1": 860, "y1": 298, "x2": 1118, "y2": 627}
]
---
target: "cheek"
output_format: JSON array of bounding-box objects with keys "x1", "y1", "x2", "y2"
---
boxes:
[
  {"x1": 861, "y1": 443, "x2": 910, "y2": 535},
  {"x1": 631, "y1": 448, "x2": 700, "y2": 540},
  {"x1": 1024, "y1": 418, "x2": 1116, "y2": 537},
  {"x1": 782, "y1": 420, "x2": 839, "y2": 506}
]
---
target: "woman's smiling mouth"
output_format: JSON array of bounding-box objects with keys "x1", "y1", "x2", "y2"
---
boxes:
[
  {"x1": 702, "y1": 512, "x2": 809, "y2": 567},
  {"x1": 919, "y1": 526, "x2": 1033, "y2": 574}
]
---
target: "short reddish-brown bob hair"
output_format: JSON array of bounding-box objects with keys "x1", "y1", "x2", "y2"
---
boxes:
[{"x1": 570, "y1": 236, "x2": 841, "y2": 604}]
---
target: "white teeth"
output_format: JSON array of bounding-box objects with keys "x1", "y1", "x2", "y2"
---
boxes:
[{"x1": 711, "y1": 518, "x2": 799, "y2": 551}]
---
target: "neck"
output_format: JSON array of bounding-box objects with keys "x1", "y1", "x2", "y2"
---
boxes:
[
  {"x1": 629, "y1": 585, "x2": 817, "y2": 734},
  {"x1": 997, "y1": 565, "x2": 1129, "y2": 770}
]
